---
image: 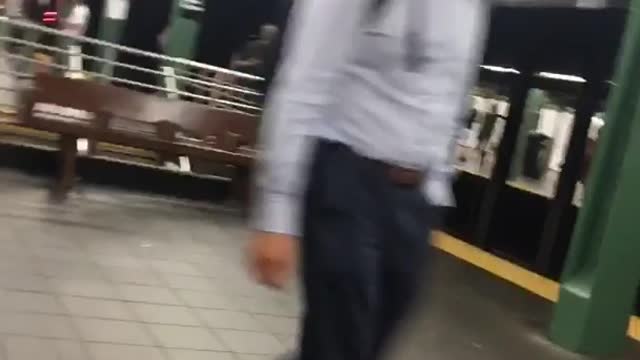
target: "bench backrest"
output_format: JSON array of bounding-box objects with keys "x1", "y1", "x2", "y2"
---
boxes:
[
  {"x1": 170, "y1": 101, "x2": 258, "y2": 151},
  {"x1": 25, "y1": 73, "x2": 259, "y2": 154}
]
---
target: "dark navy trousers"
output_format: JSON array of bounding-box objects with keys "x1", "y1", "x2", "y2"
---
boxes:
[{"x1": 299, "y1": 140, "x2": 434, "y2": 360}]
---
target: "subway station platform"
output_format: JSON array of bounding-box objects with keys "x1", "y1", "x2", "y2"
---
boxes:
[{"x1": 0, "y1": 169, "x2": 638, "y2": 360}]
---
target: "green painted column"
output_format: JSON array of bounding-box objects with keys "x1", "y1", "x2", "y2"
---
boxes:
[
  {"x1": 95, "y1": 17, "x2": 125, "y2": 77},
  {"x1": 93, "y1": 1, "x2": 127, "y2": 78},
  {"x1": 164, "y1": 0, "x2": 205, "y2": 93},
  {"x1": 97, "y1": 18, "x2": 125, "y2": 45},
  {"x1": 165, "y1": 0, "x2": 203, "y2": 60},
  {"x1": 94, "y1": 0, "x2": 203, "y2": 60},
  {"x1": 550, "y1": 4, "x2": 640, "y2": 356}
]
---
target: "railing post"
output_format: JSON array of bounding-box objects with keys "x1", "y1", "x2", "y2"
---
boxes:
[{"x1": 163, "y1": 65, "x2": 179, "y2": 99}]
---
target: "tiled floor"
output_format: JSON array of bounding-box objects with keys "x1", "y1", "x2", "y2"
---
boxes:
[
  {"x1": 0, "y1": 168, "x2": 638, "y2": 360},
  {"x1": 0, "y1": 170, "x2": 298, "y2": 360}
]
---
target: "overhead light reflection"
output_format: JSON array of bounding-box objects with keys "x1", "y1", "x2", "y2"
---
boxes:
[
  {"x1": 480, "y1": 66, "x2": 589, "y2": 84},
  {"x1": 480, "y1": 65, "x2": 520, "y2": 74},
  {"x1": 537, "y1": 72, "x2": 587, "y2": 83}
]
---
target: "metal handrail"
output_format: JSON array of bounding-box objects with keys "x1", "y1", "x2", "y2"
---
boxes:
[
  {"x1": 0, "y1": 16, "x2": 264, "y2": 81},
  {"x1": 0, "y1": 36, "x2": 261, "y2": 98},
  {"x1": 0, "y1": 15, "x2": 265, "y2": 115}
]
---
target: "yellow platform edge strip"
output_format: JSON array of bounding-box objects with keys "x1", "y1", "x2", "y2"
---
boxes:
[{"x1": 431, "y1": 232, "x2": 640, "y2": 342}]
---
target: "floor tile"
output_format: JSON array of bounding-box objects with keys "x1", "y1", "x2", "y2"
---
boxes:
[
  {"x1": 31, "y1": 247, "x2": 87, "y2": 262},
  {"x1": 252, "y1": 315, "x2": 299, "y2": 336},
  {"x1": 132, "y1": 303, "x2": 200, "y2": 326},
  {"x1": 0, "y1": 274, "x2": 50, "y2": 293},
  {"x1": 198, "y1": 309, "x2": 264, "y2": 331},
  {"x1": 88, "y1": 343, "x2": 166, "y2": 360},
  {"x1": 0, "y1": 290, "x2": 65, "y2": 314},
  {"x1": 103, "y1": 266, "x2": 162, "y2": 286},
  {"x1": 26, "y1": 237, "x2": 80, "y2": 252},
  {"x1": 148, "y1": 324, "x2": 226, "y2": 351},
  {"x1": 38, "y1": 259, "x2": 106, "y2": 280},
  {"x1": 52, "y1": 339, "x2": 88, "y2": 360},
  {"x1": 73, "y1": 318, "x2": 153, "y2": 345},
  {"x1": 0, "y1": 313, "x2": 77, "y2": 339},
  {"x1": 177, "y1": 290, "x2": 232, "y2": 310},
  {"x1": 215, "y1": 330, "x2": 284, "y2": 355},
  {"x1": 150, "y1": 260, "x2": 202, "y2": 276},
  {"x1": 164, "y1": 274, "x2": 219, "y2": 292},
  {"x1": 222, "y1": 276, "x2": 266, "y2": 297},
  {"x1": 61, "y1": 296, "x2": 133, "y2": 320},
  {"x1": 275, "y1": 334, "x2": 297, "y2": 351},
  {"x1": 279, "y1": 297, "x2": 303, "y2": 315},
  {"x1": 5, "y1": 336, "x2": 86, "y2": 360},
  {"x1": 117, "y1": 285, "x2": 181, "y2": 305},
  {"x1": 0, "y1": 237, "x2": 28, "y2": 252},
  {"x1": 167, "y1": 349, "x2": 235, "y2": 360},
  {"x1": 83, "y1": 244, "x2": 133, "y2": 258},
  {"x1": 234, "y1": 354, "x2": 273, "y2": 360},
  {"x1": 92, "y1": 256, "x2": 148, "y2": 269},
  {"x1": 232, "y1": 296, "x2": 296, "y2": 317},
  {"x1": 49, "y1": 279, "x2": 118, "y2": 299},
  {"x1": 0, "y1": 256, "x2": 40, "y2": 274}
]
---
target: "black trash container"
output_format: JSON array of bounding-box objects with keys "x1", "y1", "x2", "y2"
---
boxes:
[{"x1": 523, "y1": 132, "x2": 553, "y2": 180}]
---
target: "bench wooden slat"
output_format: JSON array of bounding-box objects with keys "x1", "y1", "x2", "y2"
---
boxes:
[{"x1": 21, "y1": 72, "x2": 259, "y2": 201}]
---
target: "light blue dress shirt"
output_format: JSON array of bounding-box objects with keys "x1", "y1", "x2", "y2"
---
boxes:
[{"x1": 253, "y1": 0, "x2": 490, "y2": 236}]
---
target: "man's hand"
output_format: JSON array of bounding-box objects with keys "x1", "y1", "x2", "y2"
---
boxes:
[{"x1": 248, "y1": 232, "x2": 297, "y2": 289}]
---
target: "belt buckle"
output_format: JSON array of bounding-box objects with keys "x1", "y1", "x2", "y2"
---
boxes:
[{"x1": 387, "y1": 166, "x2": 423, "y2": 187}]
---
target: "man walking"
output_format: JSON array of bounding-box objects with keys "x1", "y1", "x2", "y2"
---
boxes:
[{"x1": 249, "y1": 0, "x2": 489, "y2": 359}]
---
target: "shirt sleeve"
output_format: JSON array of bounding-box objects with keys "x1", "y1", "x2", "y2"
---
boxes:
[
  {"x1": 411, "y1": 1, "x2": 489, "y2": 206},
  {"x1": 251, "y1": 0, "x2": 369, "y2": 236}
]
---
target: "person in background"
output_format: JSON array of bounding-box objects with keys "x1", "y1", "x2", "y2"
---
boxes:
[
  {"x1": 113, "y1": 0, "x2": 172, "y2": 92},
  {"x1": 22, "y1": 0, "x2": 57, "y2": 72},
  {"x1": 261, "y1": 0, "x2": 293, "y2": 93},
  {"x1": 195, "y1": 0, "x2": 275, "y2": 69},
  {"x1": 61, "y1": 0, "x2": 89, "y2": 37},
  {"x1": 248, "y1": 0, "x2": 489, "y2": 359},
  {"x1": 208, "y1": 25, "x2": 280, "y2": 104},
  {"x1": 231, "y1": 24, "x2": 281, "y2": 78}
]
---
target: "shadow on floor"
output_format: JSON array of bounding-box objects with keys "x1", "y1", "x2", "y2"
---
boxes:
[{"x1": 387, "y1": 250, "x2": 640, "y2": 360}]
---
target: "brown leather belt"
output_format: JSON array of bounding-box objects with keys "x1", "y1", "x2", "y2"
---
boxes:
[
  {"x1": 322, "y1": 140, "x2": 425, "y2": 187},
  {"x1": 386, "y1": 165, "x2": 425, "y2": 187}
]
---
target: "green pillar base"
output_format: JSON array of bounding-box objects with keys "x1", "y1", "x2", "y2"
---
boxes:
[{"x1": 550, "y1": 280, "x2": 632, "y2": 356}]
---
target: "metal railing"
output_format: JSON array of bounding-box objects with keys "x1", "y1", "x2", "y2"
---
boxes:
[{"x1": 0, "y1": 16, "x2": 265, "y2": 116}]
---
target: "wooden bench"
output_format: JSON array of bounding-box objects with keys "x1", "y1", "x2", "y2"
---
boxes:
[{"x1": 20, "y1": 72, "x2": 258, "y2": 202}]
